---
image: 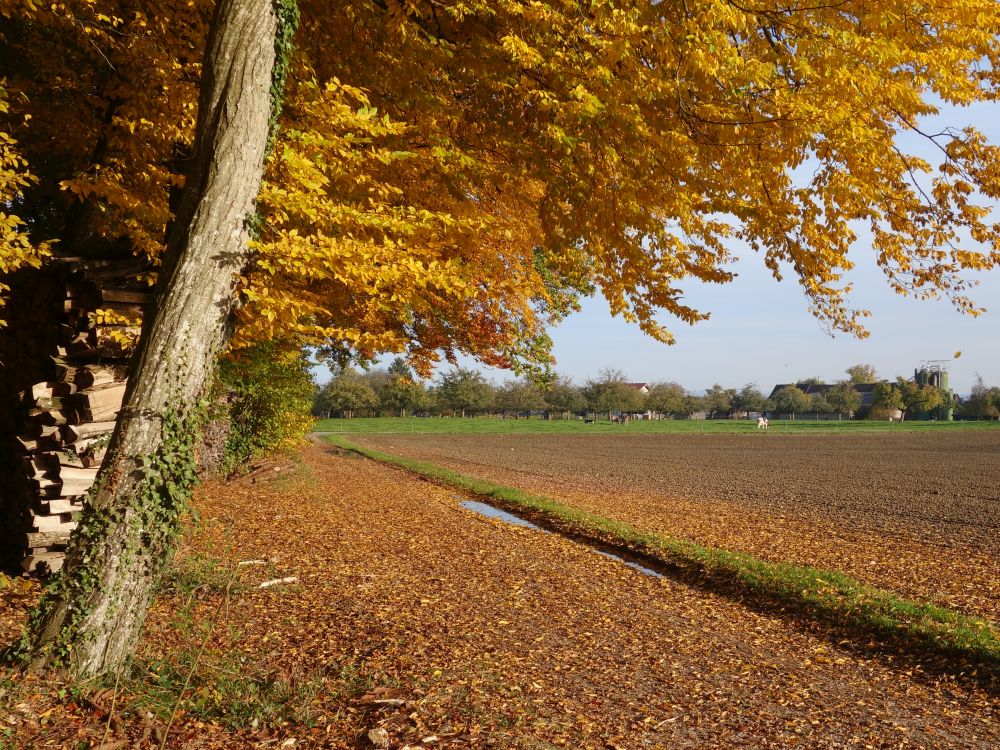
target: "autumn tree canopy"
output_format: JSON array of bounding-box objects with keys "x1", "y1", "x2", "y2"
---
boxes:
[
  {"x1": 2, "y1": 0, "x2": 999, "y2": 371},
  {"x1": 845, "y1": 364, "x2": 878, "y2": 384}
]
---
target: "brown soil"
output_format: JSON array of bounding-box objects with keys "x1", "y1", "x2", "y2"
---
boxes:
[{"x1": 353, "y1": 431, "x2": 1000, "y2": 621}]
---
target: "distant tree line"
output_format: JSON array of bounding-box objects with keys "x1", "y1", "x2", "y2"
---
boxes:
[
  {"x1": 313, "y1": 361, "x2": 999, "y2": 421},
  {"x1": 314, "y1": 364, "x2": 702, "y2": 420},
  {"x1": 960, "y1": 376, "x2": 1000, "y2": 420}
]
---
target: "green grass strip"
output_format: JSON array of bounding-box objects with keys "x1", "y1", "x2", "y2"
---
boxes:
[
  {"x1": 326, "y1": 434, "x2": 1000, "y2": 669},
  {"x1": 314, "y1": 416, "x2": 1000, "y2": 436}
]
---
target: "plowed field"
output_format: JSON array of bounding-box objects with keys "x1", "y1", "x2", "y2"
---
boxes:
[{"x1": 352, "y1": 430, "x2": 1000, "y2": 620}]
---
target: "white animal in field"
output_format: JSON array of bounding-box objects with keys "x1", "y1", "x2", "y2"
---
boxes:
[{"x1": 757, "y1": 416, "x2": 769, "y2": 430}]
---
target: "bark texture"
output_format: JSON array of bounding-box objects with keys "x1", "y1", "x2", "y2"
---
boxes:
[{"x1": 23, "y1": 0, "x2": 279, "y2": 678}]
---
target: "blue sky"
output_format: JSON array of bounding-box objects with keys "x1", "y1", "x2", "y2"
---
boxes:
[
  {"x1": 320, "y1": 99, "x2": 1000, "y2": 395},
  {"x1": 539, "y1": 252, "x2": 1000, "y2": 395}
]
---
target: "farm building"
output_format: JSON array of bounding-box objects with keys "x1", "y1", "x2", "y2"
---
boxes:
[
  {"x1": 912, "y1": 362, "x2": 955, "y2": 420},
  {"x1": 769, "y1": 362, "x2": 954, "y2": 420}
]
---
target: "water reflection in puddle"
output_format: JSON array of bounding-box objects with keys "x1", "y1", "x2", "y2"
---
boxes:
[
  {"x1": 459, "y1": 500, "x2": 547, "y2": 532},
  {"x1": 592, "y1": 550, "x2": 665, "y2": 579},
  {"x1": 459, "y1": 498, "x2": 664, "y2": 579}
]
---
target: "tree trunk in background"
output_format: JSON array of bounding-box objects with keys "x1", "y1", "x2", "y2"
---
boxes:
[
  {"x1": 198, "y1": 393, "x2": 234, "y2": 478},
  {"x1": 23, "y1": 0, "x2": 279, "y2": 679}
]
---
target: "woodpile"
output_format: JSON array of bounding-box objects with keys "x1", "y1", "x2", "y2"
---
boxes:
[{"x1": 11, "y1": 270, "x2": 148, "y2": 574}]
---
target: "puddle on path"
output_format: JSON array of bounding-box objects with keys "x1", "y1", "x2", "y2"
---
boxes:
[
  {"x1": 458, "y1": 497, "x2": 664, "y2": 579},
  {"x1": 459, "y1": 500, "x2": 547, "y2": 531},
  {"x1": 592, "y1": 549, "x2": 665, "y2": 579}
]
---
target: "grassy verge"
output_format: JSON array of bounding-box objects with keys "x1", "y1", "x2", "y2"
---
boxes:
[
  {"x1": 326, "y1": 435, "x2": 1000, "y2": 671},
  {"x1": 125, "y1": 552, "x2": 370, "y2": 732},
  {"x1": 314, "y1": 416, "x2": 999, "y2": 435},
  {"x1": 124, "y1": 649, "x2": 341, "y2": 729}
]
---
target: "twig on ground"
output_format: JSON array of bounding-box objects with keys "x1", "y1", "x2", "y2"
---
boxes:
[
  {"x1": 100, "y1": 666, "x2": 123, "y2": 746},
  {"x1": 258, "y1": 576, "x2": 298, "y2": 589}
]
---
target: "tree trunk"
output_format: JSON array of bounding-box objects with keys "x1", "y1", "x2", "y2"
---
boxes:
[{"x1": 22, "y1": 0, "x2": 281, "y2": 679}]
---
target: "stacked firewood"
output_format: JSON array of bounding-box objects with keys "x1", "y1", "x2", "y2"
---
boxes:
[{"x1": 13, "y1": 277, "x2": 147, "y2": 574}]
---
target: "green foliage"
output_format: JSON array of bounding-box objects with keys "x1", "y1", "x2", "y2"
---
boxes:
[
  {"x1": 871, "y1": 381, "x2": 904, "y2": 418},
  {"x1": 435, "y1": 368, "x2": 494, "y2": 416},
  {"x1": 267, "y1": 0, "x2": 301, "y2": 151},
  {"x1": 770, "y1": 385, "x2": 810, "y2": 417},
  {"x1": 680, "y1": 394, "x2": 706, "y2": 417},
  {"x1": 644, "y1": 381, "x2": 687, "y2": 416},
  {"x1": 139, "y1": 405, "x2": 202, "y2": 531},
  {"x1": 845, "y1": 364, "x2": 878, "y2": 384},
  {"x1": 542, "y1": 375, "x2": 586, "y2": 416},
  {"x1": 826, "y1": 381, "x2": 862, "y2": 417},
  {"x1": 893, "y1": 378, "x2": 948, "y2": 420},
  {"x1": 218, "y1": 341, "x2": 315, "y2": 475},
  {"x1": 797, "y1": 377, "x2": 825, "y2": 386},
  {"x1": 359, "y1": 359, "x2": 430, "y2": 416},
  {"x1": 808, "y1": 393, "x2": 832, "y2": 416},
  {"x1": 960, "y1": 376, "x2": 1000, "y2": 420},
  {"x1": 702, "y1": 383, "x2": 736, "y2": 418},
  {"x1": 582, "y1": 369, "x2": 643, "y2": 416},
  {"x1": 314, "y1": 366, "x2": 379, "y2": 417},
  {"x1": 380, "y1": 375, "x2": 429, "y2": 417},
  {"x1": 495, "y1": 379, "x2": 547, "y2": 416},
  {"x1": 248, "y1": 0, "x2": 301, "y2": 240},
  {"x1": 14, "y1": 401, "x2": 204, "y2": 669},
  {"x1": 730, "y1": 384, "x2": 767, "y2": 415}
]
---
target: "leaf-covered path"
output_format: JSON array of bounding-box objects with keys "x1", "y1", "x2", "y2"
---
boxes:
[{"x1": 4, "y1": 442, "x2": 999, "y2": 748}]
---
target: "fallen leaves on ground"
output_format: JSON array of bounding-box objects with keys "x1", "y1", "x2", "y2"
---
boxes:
[{"x1": 2, "y1": 442, "x2": 998, "y2": 748}]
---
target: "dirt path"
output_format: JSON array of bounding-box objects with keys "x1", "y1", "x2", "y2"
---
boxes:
[
  {"x1": 4, "y1": 443, "x2": 998, "y2": 748},
  {"x1": 350, "y1": 432, "x2": 1000, "y2": 621}
]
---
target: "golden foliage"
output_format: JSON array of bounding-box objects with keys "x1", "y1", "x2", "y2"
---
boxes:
[
  {"x1": 0, "y1": 81, "x2": 49, "y2": 317},
  {"x1": 89, "y1": 307, "x2": 141, "y2": 352},
  {"x1": 0, "y1": 0, "x2": 206, "y2": 262},
  {"x1": 2, "y1": 0, "x2": 999, "y2": 360},
  {"x1": 244, "y1": 76, "x2": 557, "y2": 374},
  {"x1": 320, "y1": 0, "x2": 1000, "y2": 339}
]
